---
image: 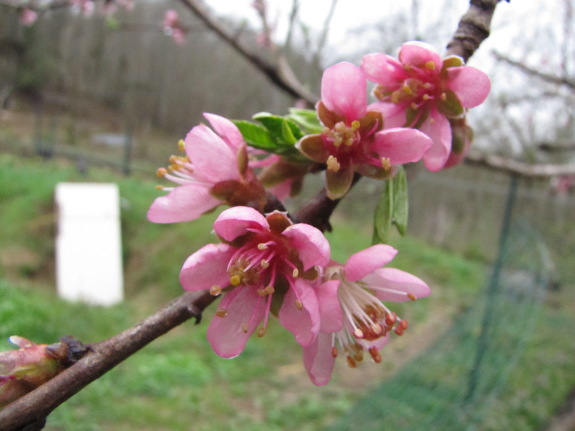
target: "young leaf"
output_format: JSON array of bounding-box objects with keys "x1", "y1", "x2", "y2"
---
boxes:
[
  {"x1": 287, "y1": 108, "x2": 323, "y2": 134},
  {"x1": 391, "y1": 167, "x2": 408, "y2": 235},
  {"x1": 233, "y1": 120, "x2": 276, "y2": 151},
  {"x1": 372, "y1": 167, "x2": 409, "y2": 244}
]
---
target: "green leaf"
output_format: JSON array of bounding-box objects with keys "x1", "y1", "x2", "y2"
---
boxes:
[
  {"x1": 372, "y1": 167, "x2": 409, "y2": 244},
  {"x1": 287, "y1": 108, "x2": 323, "y2": 134},
  {"x1": 392, "y1": 167, "x2": 409, "y2": 235},
  {"x1": 252, "y1": 112, "x2": 304, "y2": 144},
  {"x1": 233, "y1": 120, "x2": 276, "y2": 151}
]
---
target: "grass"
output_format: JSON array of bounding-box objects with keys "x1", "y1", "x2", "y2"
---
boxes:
[{"x1": 0, "y1": 153, "x2": 574, "y2": 430}]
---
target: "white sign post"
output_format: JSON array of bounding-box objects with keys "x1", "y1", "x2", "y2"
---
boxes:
[{"x1": 55, "y1": 183, "x2": 124, "y2": 306}]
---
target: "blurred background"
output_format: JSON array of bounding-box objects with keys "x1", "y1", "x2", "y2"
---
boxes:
[{"x1": 0, "y1": 0, "x2": 574, "y2": 430}]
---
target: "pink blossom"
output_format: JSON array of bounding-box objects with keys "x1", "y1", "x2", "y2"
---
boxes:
[
  {"x1": 362, "y1": 41, "x2": 490, "y2": 171},
  {"x1": 180, "y1": 206, "x2": 332, "y2": 358},
  {"x1": 163, "y1": 9, "x2": 187, "y2": 44},
  {"x1": 297, "y1": 62, "x2": 432, "y2": 200},
  {"x1": 0, "y1": 337, "x2": 61, "y2": 407},
  {"x1": 19, "y1": 9, "x2": 37, "y2": 26},
  {"x1": 303, "y1": 244, "x2": 430, "y2": 385},
  {"x1": 147, "y1": 113, "x2": 266, "y2": 223},
  {"x1": 70, "y1": 0, "x2": 95, "y2": 17}
]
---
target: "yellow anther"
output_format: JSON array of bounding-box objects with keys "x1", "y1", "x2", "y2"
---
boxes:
[
  {"x1": 326, "y1": 155, "x2": 341, "y2": 172},
  {"x1": 295, "y1": 300, "x2": 303, "y2": 310},
  {"x1": 265, "y1": 285, "x2": 275, "y2": 295},
  {"x1": 260, "y1": 259, "x2": 269, "y2": 269},
  {"x1": 209, "y1": 285, "x2": 222, "y2": 296},
  {"x1": 381, "y1": 157, "x2": 391, "y2": 171},
  {"x1": 407, "y1": 293, "x2": 417, "y2": 301},
  {"x1": 292, "y1": 268, "x2": 299, "y2": 278},
  {"x1": 156, "y1": 167, "x2": 168, "y2": 177},
  {"x1": 441, "y1": 92, "x2": 447, "y2": 101},
  {"x1": 230, "y1": 274, "x2": 242, "y2": 286},
  {"x1": 155, "y1": 185, "x2": 164, "y2": 190},
  {"x1": 423, "y1": 82, "x2": 433, "y2": 89},
  {"x1": 257, "y1": 327, "x2": 267, "y2": 337},
  {"x1": 425, "y1": 60, "x2": 436, "y2": 70},
  {"x1": 215, "y1": 309, "x2": 228, "y2": 318},
  {"x1": 351, "y1": 120, "x2": 361, "y2": 129},
  {"x1": 257, "y1": 243, "x2": 268, "y2": 250},
  {"x1": 411, "y1": 102, "x2": 419, "y2": 110},
  {"x1": 402, "y1": 84, "x2": 414, "y2": 96},
  {"x1": 177, "y1": 139, "x2": 185, "y2": 151},
  {"x1": 353, "y1": 328, "x2": 364, "y2": 339},
  {"x1": 422, "y1": 94, "x2": 431, "y2": 101}
]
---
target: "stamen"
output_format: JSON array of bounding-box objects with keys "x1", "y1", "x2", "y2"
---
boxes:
[
  {"x1": 257, "y1": 243, "x2": 268, "y2": 250},
  {"x1": 425, "y1": 60, "x2": 436, "y2": 70},
  {"x1": 332, "y1": 347, "x2": 338, "y2": 358},
  {"x1": 156, "y1": 167, "x2": 168, "y2": 177},
  {"x1": 230, "y1": 274, "x2": 242, "y2": 286},
  {"x1": 155, "y1": 185, "x2": 164, "y2": 190},
  {"x1": 326, "y1": 155, "x2": 341, "y2": 172},
  {"x1": 257, "y1": 327, "x2": 266, "y2": 337},
  {"x1": 209, "y1": 285, "x2": 222, "y2": 296},
  {"x1": 369, "y1": 346, "x2": 382, "y2": 363},
  {"x1": 294, "y1": 300, "x2": 303, "y2": 310},
  {"x1": 292, "y1": 268, "x2": 299, "y2": 278},
  {"x1": 346, "y1": 356, "x2": 357, "y2": 368},
  {"x1": 381, "y1": 157, "x2": 391, "y2": 171},
  {"x1": 241, "y1": 322, "x2": 249, "y2": 333},
  {"x1": 422, "y1": 94, "x2": 431, "y2": 101},
  {"x1": 353, "y1": 328, "x2": 364, "y2": 339},
  {"x1": 177, "y1": 139, "x2": 185, "y2": 151},
  {"x1": 260, "y1": 259, "x2": 269, "y2": 269},
  {"x1": 407, "y1": 293, "x2": 417, "y2": 301},
  {"x1": 441, "y1": 92, "x2": 447, "y2": 101},
  {"x1": 215, "y1": 309, "x2": 228, "y2": 318}
]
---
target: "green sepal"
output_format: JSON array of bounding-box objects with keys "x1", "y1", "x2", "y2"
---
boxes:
[
  {"x1": 437, "y1": 89, "x2": 464, "y2": 118},
  {"x1": 372, "y1": 167, "x2": 409, "y2": 244},
  {"x1": 233, "y1": 120, "x2": 276, "y2": 151},
  {"x1": 287, "y1": 108, "x2": 324, "y2": 134}
]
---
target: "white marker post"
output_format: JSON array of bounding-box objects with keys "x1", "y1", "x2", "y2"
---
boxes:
[{"x1": 55, "y1": 183, "x2": 124, "y2": 306}]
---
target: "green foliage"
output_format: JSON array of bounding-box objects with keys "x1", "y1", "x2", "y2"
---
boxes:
[
  {"x1": 233, "y1": 112, "x2": 307, "y2": 159},
  {"x1": 372, "y1": 167, "x2": 409, "y2": 244},
  {"x1": 287, "y1": 108, "x2": 323, "y2": 134}
]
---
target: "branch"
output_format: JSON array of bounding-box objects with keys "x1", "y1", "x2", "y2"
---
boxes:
[
  {"x1": 493, "y1": 51, "x2": 575, "y2": 90},
  {"x1": 0, "y1": 291, "x2": 217, "y2": 431},
  {"x1": 464, "y1": 151, "x2": 575, "y2": 177},
  {"x1": 176, "y1": 0, "x2": 318, "y2": 105},
  {"x1": 445, "y1": 0, "x2": 501, "y2": 62}
]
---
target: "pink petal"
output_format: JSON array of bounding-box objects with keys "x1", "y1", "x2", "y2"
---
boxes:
[
  {"x1": 207, "y1": 287, "x2": 266, "y2": 358},
  {"x1": 361, "y1": 53, "x2": 406, "y2": 87},
  {"x1": 399, "y1": 41, "x2": 442, "y2": 69},
  {"x1": 303, "y1": 332, "x2": 336, "y2": 386},
  {"x1": 446, "y1": 66, "x2": 491, "y2": 108},
  {"x1": 372, "y1": 128, "x2": 433, "y2": 165},
  {"x1": 362, "y1": 267, "x2": 430, "y2": 302},
  {"x1": 283, "y1": 224, "x2": 330, "y2": 269},
  {"x1": 203, "y1": 113, "x2": 245, "y2": 152},
  {"x1": 213, "y1": 206, "x2": 268, "y2": 242},
  {"x1": 321, "y1": 62, "x2": 367, "y2": 123},
  {"x1": 179, "y1": 243, "x2": 235, "y2": 291},
  {"x1": 420, "y1": 109, "x2": 451, "y2": 171},
  {"x1": 368, "y1": 102, "x2": 407, "y2": 128},
  {"x1": 317, "y1": 280, "x2": 343, "y2": 333},
  {"x1": 147, "y1": 184, "x2": 220, "y2": 223},
  {"x1": 185, "y1": 125, "x2": 240, "y2": 182},
  {"x1": 343, "y1": 244, "x2": 397, "y2": 282},
  {"x1": 279, "y1": 279, "x2": 320, "y2": 347}
]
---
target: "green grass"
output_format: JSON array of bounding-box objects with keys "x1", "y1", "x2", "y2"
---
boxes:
[{"x1": 1, "y1": 154, "x2": 574, "y2": 430}]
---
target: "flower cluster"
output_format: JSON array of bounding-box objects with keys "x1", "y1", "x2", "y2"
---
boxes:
[{"x1": 147, "y1": 41, "x2": 489, "y2": 384}]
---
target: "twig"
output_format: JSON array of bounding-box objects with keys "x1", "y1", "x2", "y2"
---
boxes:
[
  {"x1": 176, "y1": 0, "x2": 318, "y2": 105},
  {"x1": 0, "y1": 291, "x2": 217, "y2": 431},
  {"x1": 493, "y1": 51, "x2": 575, "y2": 90},
  {"x1": 445, "y1": 0, "x2": 500, "y2": 62},
  {"x1": 464, "y1": 152, "x2": 575, "y2": 177}
]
